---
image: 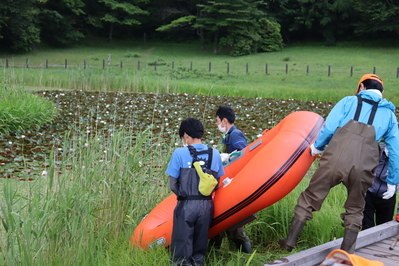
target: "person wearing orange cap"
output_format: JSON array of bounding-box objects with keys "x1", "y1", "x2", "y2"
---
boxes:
[{"x1": 279, "y1": 74, "x2": 399, "y2": 254}]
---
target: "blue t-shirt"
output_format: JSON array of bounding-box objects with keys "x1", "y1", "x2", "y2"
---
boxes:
[{"x1": 166, "y1": 143, "x2": 225, "y2": 179}]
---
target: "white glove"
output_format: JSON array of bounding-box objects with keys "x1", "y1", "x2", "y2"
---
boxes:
[
  {"x1": 310, "y1": 143, "x2": 323, "y2": 156},
  {"x1": 220, "y1": 153, "x2": 229, "y2": 162},
  {"x1": 382, "y1": 184, "x2": 396, "y2": 200}
]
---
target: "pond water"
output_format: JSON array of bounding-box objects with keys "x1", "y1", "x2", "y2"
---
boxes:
[{"x1": 0, "y1": 90, "x2": 334, "y2": 179}]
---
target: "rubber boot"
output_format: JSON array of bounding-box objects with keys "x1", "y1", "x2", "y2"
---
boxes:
[
  {"x1": 208, "y1": 233, "x2": 224, "y2": 250},
  {"x1": 278, "y1": 219, "x2": 306, "y2": 252},
  {"x1": 340, "y1": 228, "x2": 359, "y2": 254},
  {"x1": 236, "y1": 241, "x2": 252, "y2": 254}
]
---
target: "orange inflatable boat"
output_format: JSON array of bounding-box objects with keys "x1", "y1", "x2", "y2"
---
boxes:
[{"x1": 131, "y1": 111, "x2": 324, "y2": 249}]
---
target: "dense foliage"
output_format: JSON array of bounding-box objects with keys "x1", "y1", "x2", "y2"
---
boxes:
[
  {"x1": 0, "y1": 84, "x2": 57, "y2": 135},
  {"x1": 0, "y1": 0, "x2": 398, "y2": 54}
]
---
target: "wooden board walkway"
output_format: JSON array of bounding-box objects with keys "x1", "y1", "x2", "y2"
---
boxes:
[{"x1": 263, "y1": 220, "x2": 399, "y2": 266}]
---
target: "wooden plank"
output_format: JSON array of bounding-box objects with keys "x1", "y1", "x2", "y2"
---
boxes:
[
  {"x1": 354, "y1": 221, "x2": 399, "y2": 249},
  {"x1": 357, "y1": 245, "x2": 397, "y2": 257},
  {"x1": 263, "y1": 221, "x2": 399, "y2": 266}
]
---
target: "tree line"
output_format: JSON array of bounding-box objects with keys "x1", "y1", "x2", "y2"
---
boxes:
[{"x1": 1, "y1": 0, "x2": 398, "y2": 55}]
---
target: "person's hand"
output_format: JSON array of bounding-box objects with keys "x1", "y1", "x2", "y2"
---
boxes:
[
  {"x1": 310, "y1": 143, "x2": 323, "y2": 156},
  {"x1": 382, "y1": 184, "x2": 396, "y2": 199},
  {"x1": 220, "y1": 153, "x2": 229, "y2": 162}
]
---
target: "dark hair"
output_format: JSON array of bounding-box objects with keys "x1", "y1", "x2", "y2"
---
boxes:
[
  {"x1": 179, "y1": 118, "x2": 204, "y2": 139},
  {"x1": 215, "y1": 106, "x2": 236, "y2": 124},
  {"x1": 362, "y1": 79, "x2": 384, "y2": 92}
]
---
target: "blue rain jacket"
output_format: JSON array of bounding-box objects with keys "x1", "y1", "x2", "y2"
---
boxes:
[{"x1": 314, "y1": 90, "x2": 399, "y2": 185}]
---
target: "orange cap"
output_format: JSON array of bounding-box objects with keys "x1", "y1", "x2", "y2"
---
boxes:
[{"x1": 356, "y1": 74, "x2": 383, "y2": 93}]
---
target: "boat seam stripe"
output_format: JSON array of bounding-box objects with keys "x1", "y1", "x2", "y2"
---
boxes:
[{"x1": 210, "y1": 116, "x2": 324, "y2": 227}]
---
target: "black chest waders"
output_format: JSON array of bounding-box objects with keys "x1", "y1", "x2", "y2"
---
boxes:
[
  {"x1": 287, "y1": 95, "x2": 381, "y2": 253},
  {"x1": 170, "y1": 146, "x2": 215, "y2": 266},
  {"x1": 362, "y1": 147, "x2": 395, "y2": 230}
]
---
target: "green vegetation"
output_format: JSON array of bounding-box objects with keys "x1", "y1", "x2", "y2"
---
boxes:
[
  {"x1": 1, "y1": 41, "x2": 399, "y2": 265},
  {"x1": 0, "y1": 83, "x2": 57, "y2": 134},
  {"x1": 2, "y1": 41, "x2": 399, "y2": 104},
  {"x1": 0, "y1": 127, "x2": 347, "y2": 265},
  {"x1": 2, "y1": 0, "x2": 399, "y2": 55}
]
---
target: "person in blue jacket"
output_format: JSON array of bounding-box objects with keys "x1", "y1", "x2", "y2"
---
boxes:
[
  {"x1": 362, "y1": 144, "x2": 397, "y2": 230},
  {"x1": 210, "y1": 106, "x2": 252, "y2": 254},
  {"x1": 167, "y1": 118, "x2": 225, "y2": 266},
  {"x1": 216, "y1": 106, "x2": 248, "y2": 153},
  {"x1": 279, "y1": 74, "x2": 399, "y2": 254}
]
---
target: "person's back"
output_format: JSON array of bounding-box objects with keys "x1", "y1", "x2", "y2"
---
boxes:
[
  {"x1": 312, "y1": 75, "x2": 399, "y2": 189},
  {"x1": 314, "y1": 91, "x2": 397, "y2": 149},
  {"x1": 279, "y1": 74, "x2": 399, "y2": 254},
  {"x1": 167, "y1": 118, "x2": 224, "y2": 266}
]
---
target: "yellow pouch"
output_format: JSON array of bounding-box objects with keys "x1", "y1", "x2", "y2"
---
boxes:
[{"x1": 193, "y1": 161, "x2": 218, "y2": 196}]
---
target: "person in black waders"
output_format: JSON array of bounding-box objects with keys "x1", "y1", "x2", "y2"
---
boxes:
[
  {"x1": 362, "y1": 144, "x2": 398, "y2": 230},
  {"x1": 166, "y1": 118, "x2": 225, "y2": 266},
  {"x1": 279, "y1": 74, "x2": 399, "y2": 254}
]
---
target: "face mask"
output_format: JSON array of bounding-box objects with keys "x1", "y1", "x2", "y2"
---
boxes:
[
  {"x1": 218, "y1": 123, "x2": 227, "y2": 133},
  {"x1": 182, "y1": 139, "x2": 188, "y2": 147}
]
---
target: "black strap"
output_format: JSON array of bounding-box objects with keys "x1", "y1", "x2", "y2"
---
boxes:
[
  {"x1": 177, "y1": 195, "x2": 212, "y2": 200},
  {"x1": 187, "y1": 145, "x2": 213, "y2": 169},
  {"x1": 354, "y1": 95, "x2": 379, "y2": 125},
  {"x1": 354, "y1": 95, "x2": 363, "y2": 121}
]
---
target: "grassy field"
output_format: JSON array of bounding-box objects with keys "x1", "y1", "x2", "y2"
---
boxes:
[
  {"x1": 2, "y1": 39, "x2": 399, "y2": 104},
  {"x1": 1, "y1": 40, "x2": 399, "y2": 265}
]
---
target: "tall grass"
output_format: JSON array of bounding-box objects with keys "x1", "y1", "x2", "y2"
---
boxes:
[
  {"x1": 1, "y1": 41, "x2": 398, "y2": 265},
  {"x1": 0, "y1": 126, "x2": 178, "y2": 265},
  {"x1": 3, "y1": 41, "x2": 399, "y2": 104},
  {"x1": 6, "y1": 67, "x2": 399, "y2": 104},
  {"x1": 0, "y1": 83, "x2": 57, "y2": 134},
  {"x1": 0, "y1": 122, "x2": 351, "y2": 265}
]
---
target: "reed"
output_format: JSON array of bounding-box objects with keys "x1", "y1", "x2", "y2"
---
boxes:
[
  {"x1": 3, "y1": 40, "x2": 399, "y2": 105},
  {"x1": 1, "y1": 41, "x2": 397, "y2": 264},
  {"x1": 0, "y1": 83, "x2": 57, "y2": 134},
  {"x1": 0, "y1": 122, "x2": 350, "y2": 265},
  {"x1": 4, "y1": 66, "x2": 399, "y2": 105}
]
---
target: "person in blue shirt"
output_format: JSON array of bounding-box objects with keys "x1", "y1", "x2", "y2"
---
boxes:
[
  {"x1": 167, "y1": 118, "x2": 225, "y2": 266},
  {"x1": 209, "y1": 106, "x2": 252, "y2": 254},
  {"x1": 216, "y1": 106, "x2": 248, "y2": 153},
  {"x1": 279, "y1": 74, "x2": 399, "y2": 254},
  {"x1": 362, "y1": 144, "x2": 397, "y2": 230}
]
